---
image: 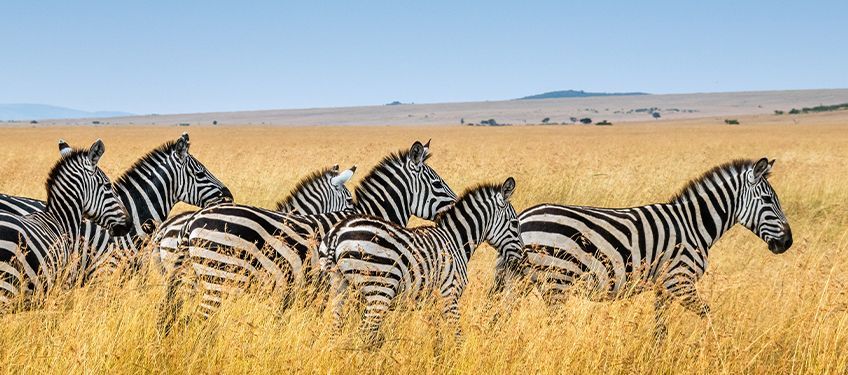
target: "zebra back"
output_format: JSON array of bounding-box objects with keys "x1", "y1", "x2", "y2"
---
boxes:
[{"x1": 150, "y1": 164, "x2": 357, "y2": 275}]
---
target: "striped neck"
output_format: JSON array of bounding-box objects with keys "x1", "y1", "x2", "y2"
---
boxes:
[
  {"x1": 353, "y1": 158, "x2": 412, "y2": 226},
  {"x1": 46, "y1": 177, "x2": 84, "y2": 242},
  {"x1": 436, "y1": 190, "x2": 494, "y2": 261},
  {"x1": 668, "y1": 163, "x2": 745, "y2": 252},
  {"x1": 274, "y1": 167, "x2": 347, "y2": 214},
  {"x1": 113, "y1": 149, "x2": 177, "y2": 237}
]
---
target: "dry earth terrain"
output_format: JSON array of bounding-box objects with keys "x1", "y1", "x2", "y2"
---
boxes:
[
  {"x1": 0, "y1": 111, "x2": 845, "y2": 373},
  {"x1": 10, "y1": 88, "x2": 848, "y2": 127}
]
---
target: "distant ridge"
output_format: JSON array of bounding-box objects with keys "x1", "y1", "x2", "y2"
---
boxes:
[
  {"x1": 0, "y1": 104, "x2": 132, "y2": 121},
  {"x1": 4, "y1": 89, "x2": 846, "y2": 127},
  {"x1": 518, "y1": 90, "x2": 649, "y2": 100}
]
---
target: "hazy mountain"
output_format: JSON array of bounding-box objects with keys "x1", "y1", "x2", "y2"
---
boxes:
[
  {"x1": 518, "y1": 90, "x2": 649, "y2": 100},
  {"x1": 0, "y1": 104, "x2": 132, "y2": 121}
]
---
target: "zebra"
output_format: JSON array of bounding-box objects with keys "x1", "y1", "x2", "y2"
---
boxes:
[
  {"x1": 149, "y1": 164, "x2": 357, "y2": 275},
  {"x1": 0, "y1": 134, "x2": 233, "y2": 282},
  {"x1": 158, "y1": 140, "x2": 457, "y2": 331},
  {"x1": 512, "y1": 158, "x2": 792, "y2": 338},
  {"x1": 0, "y1": 139, "x2": 130, "y2": 310},
  {"x1": 0, "y1": 193, "x2": 46, "y2": 216},
  {"x1": 320, "y1": 178, "x2": 521, "y2": 346}
]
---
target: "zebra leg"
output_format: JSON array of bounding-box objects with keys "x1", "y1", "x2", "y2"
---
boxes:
[
  {"x1": 440, "y1": 290, "x2": 464, "y2": 345},
  {"x1": 359, "y1": 287, "x2": 391, "y2": 348},
  {"x1": 666, "y1": 278, "x2": 710, "y2": 318},
  {"x1": 157, "y1": 249, "x2": 196, "y2": 335},
  {"x1": 653, "y1": 289, "x2": 671, "y2": 342},
  {"x1": 157, "y1": 268, "x2": 185, "y2": 336},
  {"x1": 486, "y1": 265, "x2": 525, "y2": 328},
  {"x1": 487, "y1": 281, "x2": 531, "y2": 329},
  {"x1": 538, "y1": 281, "x2": 568, "y2": 318},
  {"x1": 328, "y1": 271, "x2": 349, "y2": 336}
]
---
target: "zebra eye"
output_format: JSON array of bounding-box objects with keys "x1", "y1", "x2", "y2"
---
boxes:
[
  {"x1": 761, "y1": 196, "x2": 774, "y2": 204},
  {"x1": 432, "y1": 180, "x2": 444, "y2": 189}
]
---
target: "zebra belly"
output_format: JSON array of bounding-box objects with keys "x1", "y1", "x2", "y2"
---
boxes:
[
  {"x1": 0, "y1": 217, "x2": 65, "y2": 302},
  {"x1": 188, "y1": 227, "x2": 301, "y2": 289},
  {"x1": 333, "y1": 227, "x2": 436, "y2": 300},
  {"x1": 521, "y1": 230, "x2": 639, "y2": 301}
]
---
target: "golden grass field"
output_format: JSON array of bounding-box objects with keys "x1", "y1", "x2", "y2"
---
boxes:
[{"x1": 0, "y1": 112, "x2": 846, "y2": 374}]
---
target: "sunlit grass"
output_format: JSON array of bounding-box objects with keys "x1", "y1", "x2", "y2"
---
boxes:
[{"x1": 0, "y1": 113, "x2": 846, "y2": 373}]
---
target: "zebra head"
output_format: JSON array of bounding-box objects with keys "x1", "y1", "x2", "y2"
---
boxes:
[
  {"x1": 275, "y1": 164, "x2": 357, "y2": 214},
  {"x1": 171, "y1": 133, "x2": 233, "y2": 207},
  {"x1": 405, "y1": 140, "x2": 458, "y2": 219},
  {"x1": 53, "y1": 140, "x2": 131, "y2": 236},
  {"x1": 486, "y1": 178, "x2": 524, "y2": 294},
  {"x1": 738, "y1": 158, "x2": 792, "y2": 254}
]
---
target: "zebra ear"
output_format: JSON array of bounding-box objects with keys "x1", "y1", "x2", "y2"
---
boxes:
[
  {"x1": 766, "y1": 159, "x2": 776, "y2": 178},
  {"x1": 331, "y1": 164, "x2": 340, "y2": 172},
  {"x1": 752, "y1": 157, "x2": 772, "y2": 181},
  {"x1": 58, "y1": 139, "x2": 72, "y2": 157},
  {"x1": 408, "y1": 141, "x2": 426, "y2": 166},
  {"x1": 88, "y1": 139, "x2": 105, "y2": 166},
  {"x1": 173, "y1": 136, "x2": 189, "y2": 162},
  {"x1": 501, "y1": 177, "x2": 516, "y2": 201},
  {"x1": 331, "y1": 166, "x2": 355, "y2": 186},
  {"x1": 181, "y1": 132, "x2": 190, "y2": 144}
]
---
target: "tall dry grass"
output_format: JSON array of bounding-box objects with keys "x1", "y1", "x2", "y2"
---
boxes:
[{"x1": 0, "y1": 113, "x2": 846, "y2": 373}]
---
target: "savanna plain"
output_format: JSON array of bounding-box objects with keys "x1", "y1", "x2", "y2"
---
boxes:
[{"x1": 0, "y1": 112, "x2": 845, "y2": 374}]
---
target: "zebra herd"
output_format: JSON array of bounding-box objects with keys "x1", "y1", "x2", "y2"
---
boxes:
[{"x1": 0, "y1": 133, "x2": 792, "y2": 346}]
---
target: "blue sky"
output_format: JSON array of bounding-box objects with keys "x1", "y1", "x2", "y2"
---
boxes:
[{"x1": 1, "y1": 1, "x2": 846, "y2": 114}]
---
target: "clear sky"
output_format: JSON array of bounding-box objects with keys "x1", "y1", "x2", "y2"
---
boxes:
[{"x1": 1, "y1": 0, "x2": 846, "y2": 114}]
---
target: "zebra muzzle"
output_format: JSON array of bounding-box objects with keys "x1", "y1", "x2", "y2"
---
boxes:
[
  {"x1": 109, "y1": 220, "x2": 133, "y2": 237},
  {"x1": 767, "y1": 225, "x2": 793, "y2": 254}
]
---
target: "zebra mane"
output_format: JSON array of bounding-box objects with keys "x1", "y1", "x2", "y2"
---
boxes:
[
  {"x1": 274, "y1": 166, "x2": 339, "y2": 211},
  {"x1": 434, "y1": 182, "x2": 501, "y2": 224},
  {"x1": 45, "y1": 148, "x2": 89, "y2": 203},
  {"x1": 114, "y1": 139, "x2": 180, "y2": 188},
  {"x1": 353, "y1": 148, "x2": 431, "y2": 200},
  {"x1": 669, "y1": 159, "x2": 759, "y2": 203}
]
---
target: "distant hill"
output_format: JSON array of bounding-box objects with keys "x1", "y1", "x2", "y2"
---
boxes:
[
  {"x1": 0, "y1": 104, "x2": 132, "y2": 121},
  {"x1": 518, "y1": 90, "x2": 649, "y2": 100}
]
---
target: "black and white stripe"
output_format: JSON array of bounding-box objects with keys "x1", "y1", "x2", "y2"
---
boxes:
[
  {"x1": 321, "y1": 178, "x2": 520, "y2": 346},
  {"x1": 0, "y1": 193, "x2": 45, "y2": 216},
  {"x1": 0, "y1": 134, "x2": 233, "y2": 282},
  {"x1": 514, "y1": 158, "x2": 792, "y2": 337},
  {"x1": 149, "y1": 164, "x2": 356, "y2": 275},
  {"x1": 275, "y1": 164, "x2": 357, "y2": 214},
  {"x1": 0, "y1": 140, "x2": 130, "y2": 309},
  {"x1": 158, "y1": 141, "x2": 457, "y2": 330}
]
